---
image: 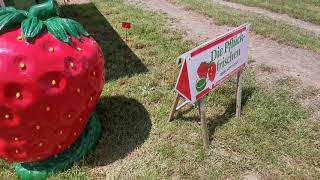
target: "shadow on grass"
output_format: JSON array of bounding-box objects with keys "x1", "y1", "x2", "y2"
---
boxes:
[
  {"x1": 3, "y1": 0, "x2": 14, "y2": 6},
  {"x1": 60, "y1": 3, "x2": 148, "y2": 81},
  {"x1": 87, "y1": 96, "x2": 151, "y2": 166},
  {"x1": 3, "y1": 0, "x2": 37, "y2": 9},
  {"x1": 175, "y1": 87, "x2": 255, "y2": 141},
  {"x1": 207, "y1": 86, "x2": 255, "y2": 140}
]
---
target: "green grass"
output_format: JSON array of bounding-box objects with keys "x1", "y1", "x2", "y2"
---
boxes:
[
  {"x1": 1, "y1": 0, "x2": 320, "y2": 179},
  {"x1": 170, "y1": 0, "x2": 320, "y2": 53},
  {"x1": 229, "y1": 0, "x2": 320, "y2": 25}
]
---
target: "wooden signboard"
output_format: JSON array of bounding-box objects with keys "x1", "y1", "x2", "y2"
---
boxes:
[{"x1": 169, "y1": 23, "x2": 250, "y2": 149}]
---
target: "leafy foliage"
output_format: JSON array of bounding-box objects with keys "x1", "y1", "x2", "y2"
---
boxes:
[
  {"x1": 0, "y1": 7, "x2": 27, "y2": 33},
  {"x1": 45, "y1": 17, "x2": 89, "y2": 44},
  {"x1": 0, "y1": 2, "x2": 89, "y2": 44},
  {"x1": 21, "y1": 16, "x2": 44, "y2": 40}
]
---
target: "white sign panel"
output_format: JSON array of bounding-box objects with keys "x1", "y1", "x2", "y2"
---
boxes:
[{"x1": 175, "y1": 24, "x2": 250, "y2": 103}]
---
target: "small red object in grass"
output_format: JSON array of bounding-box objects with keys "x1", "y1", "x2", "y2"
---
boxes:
[{"x1": 122, "y1": 22, "x2": 132, "y2": 29}]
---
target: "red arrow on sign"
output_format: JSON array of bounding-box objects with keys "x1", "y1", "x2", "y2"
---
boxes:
[{"x1": 175, "y1": 60, "x2": 192, "y2": 101}]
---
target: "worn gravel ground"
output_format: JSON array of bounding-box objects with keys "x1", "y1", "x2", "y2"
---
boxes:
[{"x1": 125, "y1": 0, "x2": 320, "y2": 118}]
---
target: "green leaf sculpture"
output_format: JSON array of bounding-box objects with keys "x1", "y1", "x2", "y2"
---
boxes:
[{"x1": 0, "y1": 0, "x2": 89, "y2": 44}]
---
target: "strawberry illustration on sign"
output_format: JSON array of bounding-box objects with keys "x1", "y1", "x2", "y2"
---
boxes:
[
  {"x1": 0, "y1": 0, "x2": 105, "y2": 179},
  {"x1": 195, "y1": 61, "x2": 217, "y2": 92},
  {"x1": 196, "y1": 79, "x2": 207, "y2": 92},
  {"x1": 207, "y1": 62, "x2": 217, "y2": 81},
  {"x1": 196, "y1": 62, "x2": 209, "y2": 92},
  {"x1": 197, "y1": 62, "x2": 209, "y2": 78}
]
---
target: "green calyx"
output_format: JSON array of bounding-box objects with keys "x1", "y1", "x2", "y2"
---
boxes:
[{"x1": 0, "y1": 0, "x2": 89, "y2": 44}]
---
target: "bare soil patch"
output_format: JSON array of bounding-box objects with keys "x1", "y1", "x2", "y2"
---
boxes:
[
  {"x1": 129, "y1": 0, "x2": 320, "y2": 88},
  {"x1": 58, "y1": 0, "x2": 90, "y2": 4},
  {"x1": 126, "y1": 0, "x2": 320, "y2": 116},
  {"x1": 127, "y1": 0, "x2": 320, "y2": 88}
]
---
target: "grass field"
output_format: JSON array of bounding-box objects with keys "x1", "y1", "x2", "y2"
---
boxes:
[
  {"x1": 229, "y1": 0, "x2": 320, "y2": 25},
  {"x1": 170, "y1": 0, "x2": 320, "y2": 53},
  {"x1": 0, "y1": 0, "x2": 320, "y2": 179}
]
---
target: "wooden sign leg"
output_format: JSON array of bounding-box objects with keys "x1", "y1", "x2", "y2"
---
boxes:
[
  {"x1": 168, "y1": 94, "x2": 180, "y2": 122},
  {"x1": 198, "y1": 97, "x2": 209, "y2": 149},
  {"x1": 236, "y1": 71, "x2": 242, "y2": 118}
]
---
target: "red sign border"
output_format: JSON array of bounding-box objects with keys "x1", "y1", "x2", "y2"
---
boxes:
[{"x1": 190, "y1": 26, "x2": 247, "y2": 58}]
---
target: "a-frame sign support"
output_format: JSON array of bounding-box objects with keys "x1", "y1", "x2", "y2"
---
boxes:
[
  {"x1": 168, "y1": 70, "x2": 243, "y2": 150},
  {"x1": 169, "y1": 23, "x2": 249, "y2": 150}
]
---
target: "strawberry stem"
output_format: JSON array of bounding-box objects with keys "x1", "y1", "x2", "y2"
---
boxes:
[
  {"x1": 0, "y1": 0, "x2": 89, "y2": 44},
  {"x1": 28, "y1": 0, "x2": 58, "y2": 21}
]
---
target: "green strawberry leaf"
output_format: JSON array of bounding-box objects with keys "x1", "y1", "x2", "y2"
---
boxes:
[
  {"x1": 28, "y1": 0, "x2": 58, "y2": 21},
  {"x1": 67, "y1": 19, "x2": 90, "y2": 37},
  {"x1": 22, "y1": 17, "x2": 45, "y2": 41},
  {"x1": 196, "y1": 79, "x2": 207, "y2": 92},
  {"x1": 45, "y1": 17, "x2": 70, "y2": 44},
  {"x1": 18, "y1": 10, "x2": 28, "y2": 17},
  {"x1": 0, "y1": 7, "x2": 27, "y2": 33},
  {"x1": 0, "y1": 2, "x2": 90, "y2": 45},
  {"x1": 44, "y1": 17, "x2": 90, "y2": 44},
  {"x1": 61, "y1": 19, "x2": 81, "y2": 41}
]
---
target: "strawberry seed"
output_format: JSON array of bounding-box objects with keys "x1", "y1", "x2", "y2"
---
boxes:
[
  {"x1": 19, "y1": 62, "x2": 26, "y2": 70},
  {"x1": 48, "y1": 47, "x2": 54, "y2": 52},
  {"x1": 51, "y1": 80, "x2": 56, "y2": 86},
  {"x1": 17, "y1": 36, "x2": 23, "y2": 41},
  {"x1": 46, "y1": 106, "x2": 51, "y2": 112},
  {"x1": 16, "y1": 92, "x2": 21, "y2": 99}
]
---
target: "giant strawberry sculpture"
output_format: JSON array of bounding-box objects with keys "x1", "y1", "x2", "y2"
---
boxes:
[{"x1": 0, "y1": 1, "x2": 104, "y2": 179}]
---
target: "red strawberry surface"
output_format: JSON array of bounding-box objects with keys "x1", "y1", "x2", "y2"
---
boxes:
[
  {"x1": 208, "y1": 63, "x2": 217, "y2": 81},
  {"x1": 197, "y1": 62, "x2": 209, "y2": 78},
  {"x1": 0, "y1": 2, "x2": 105, "y2": 163}
]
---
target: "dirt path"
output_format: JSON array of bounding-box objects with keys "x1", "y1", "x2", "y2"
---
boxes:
[
  {"x1": 58, "y1": 0, "x2": 90, "y2": 4},
  {"x1": 127, "y1": 0, "x2": 320, "y2": 88},
  {"x1": 126, "y1": 0, "x2": 320, "y2": 118},
  {"x1": 212, "y1": 0, "x2": 320, "y2": 37}
]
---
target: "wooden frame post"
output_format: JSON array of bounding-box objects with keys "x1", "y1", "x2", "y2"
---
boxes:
[
  {"x1": 168, "y1": 94, "x2": 181, "y2": 121},
  {"x1": 198, "y1": 97, "x2": 209, "y2": 149},
  {"x1": 236, "y1": 71, "x2": 242, "y2": 118}
]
